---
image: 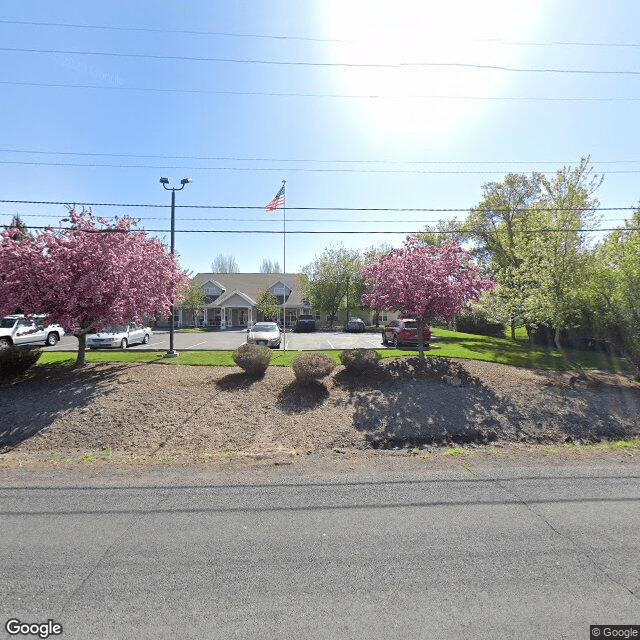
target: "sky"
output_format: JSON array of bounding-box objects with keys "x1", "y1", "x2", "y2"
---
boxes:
[{"x1": 1, "y1": 0, "x2": 639, "y2": 275}]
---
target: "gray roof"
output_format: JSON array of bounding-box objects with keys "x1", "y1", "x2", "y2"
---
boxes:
[{"x1": 191, "y1": 273, "x2": 307, "y2": 308}]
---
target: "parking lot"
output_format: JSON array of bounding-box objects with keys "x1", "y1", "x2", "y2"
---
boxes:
[{"x1": 49, "y1": 328, "x2": 389, "y2": 352}]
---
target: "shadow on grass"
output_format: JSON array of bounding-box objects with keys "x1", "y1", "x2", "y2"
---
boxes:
[
  {"x1": 277, "y1": 380, "x2": 330, "y2": 413},
  {"x1": 0, "y1": 361, "x2": 139, "y2": 451},
  {"x1": 333, "y1": 358, "x2": 640, "y2": 449}
]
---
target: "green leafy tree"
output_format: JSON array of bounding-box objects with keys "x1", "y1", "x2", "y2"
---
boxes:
[
  {"x1": 586, "y1": 208, "x2": 640, "y2": 372},
  {"x1": 178, "y1": 279, "x2": 204, "y2": 326},
  {"x1": 299, "y1": 246, "x2": 363, "y2": 327},
  {"x1": 257, "y1": 289, "x2": 280, "y2": 321}
]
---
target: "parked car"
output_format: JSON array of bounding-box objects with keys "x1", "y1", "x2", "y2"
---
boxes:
[
  {"x1": 344, "y1": 318, "x2": 366, "y2": 333},
  {"x1": 86, "y1": 323, "x2": 152, "y2": 349},
  {"x1": 246, "y1": 322, "x2": 281, "y2": 348},
  {"x1": 294, "y1": 314, "x2": 317, "y2": 332},
  {"x1": 0, "y1": 314, "x2": 65, "y2": 347},
  {"x1": 382, "y1": 318, "x2": 431, "y2": 348}
]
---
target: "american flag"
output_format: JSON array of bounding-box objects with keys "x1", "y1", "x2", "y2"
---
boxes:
[{"x1": 265, "y1": 184, "x2": 285, "y2": 212}]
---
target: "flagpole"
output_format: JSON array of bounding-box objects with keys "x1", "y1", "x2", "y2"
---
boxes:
[{"x1": 282, "y1": 179, "x2": 287, "y2": 351}]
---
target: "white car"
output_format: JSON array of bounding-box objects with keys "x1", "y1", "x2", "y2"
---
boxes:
[
  {"x1": 246, "y1": 322, "x2": 281, "y2": 348},
  {"x1": 86, "y1": 323, "x2": 152, "y2": 349},
  {"x1": 0, "y1": 315, "x2": 65, "y2": 348}
]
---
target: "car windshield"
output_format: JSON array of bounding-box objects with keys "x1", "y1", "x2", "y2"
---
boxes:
[
  {"x1": 0, "y1": 318, "x2": 18, "y2": 328},
  {"x1": 98, "y1": 325, "x2": 127, "y2": 334},
  {"x1": 252, "y1": 323, "x2": 277, "y2": 332}
]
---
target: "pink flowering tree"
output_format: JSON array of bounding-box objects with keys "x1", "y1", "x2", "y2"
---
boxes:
[
  {"x1": 0, "y1": 209, "x2": 188, "y2": 366},
  {"x1": 361, "y1": 238, "x2": 495, "y2": 358}
]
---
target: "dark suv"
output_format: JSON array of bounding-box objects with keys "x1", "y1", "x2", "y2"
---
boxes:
[
  {"x1": 294, "y1": 314, "x2": 317, "y2": 332},
  {"x1": 382, "y1": 318, "x2": 431, "y2": 348}
]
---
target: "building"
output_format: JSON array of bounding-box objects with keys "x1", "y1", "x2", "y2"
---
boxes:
[{"x1": 173, "y1": 273, "x2": 311, "y2": 329}]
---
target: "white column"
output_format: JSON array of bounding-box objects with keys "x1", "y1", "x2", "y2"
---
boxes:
[
  {"x1": 221, "y1": 307, "x2": 226, "y2": 330},
  {"x1": 203, "y1": 308, "x2": 207, "y2": 327}
]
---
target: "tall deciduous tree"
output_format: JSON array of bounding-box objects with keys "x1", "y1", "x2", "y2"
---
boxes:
[
  {"x1": 259, "y1": 258, "x2": 281, "y2": 273},
  {"x1": 361, "y1": 238, "x2": 494, "y2": 357},
  {"x1": 211, "y1": 254, "x2": 239, "y2": 273},
  {"x1": 0, "y1": 208, "x2": 188, "y2": 366},
  {"x1": 298, "y1": 246, "x2": 363, "y2": 327}
]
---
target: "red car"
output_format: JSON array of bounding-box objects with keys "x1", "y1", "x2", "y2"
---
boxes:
[{"x1": 382, "y1": 318, "x2": 431, "y2": 348}]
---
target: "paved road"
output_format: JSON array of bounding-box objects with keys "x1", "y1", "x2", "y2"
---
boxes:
[
  {"x1": 1, "y1": 459, "x2": 638, "y2": 639},
  {"x1": 49, "y1": 329, "x2": 390, "y2": 352}
]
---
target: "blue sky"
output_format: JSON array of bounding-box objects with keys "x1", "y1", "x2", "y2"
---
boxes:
[{"x1": 1, "y1": 0, "x2": 639, "y2": 275}]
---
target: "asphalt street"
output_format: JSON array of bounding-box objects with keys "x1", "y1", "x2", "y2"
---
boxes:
[{"x1": 1, "y1": 458, "x2": 638, "y2": 640}]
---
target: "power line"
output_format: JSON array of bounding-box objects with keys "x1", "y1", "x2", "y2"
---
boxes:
[
  {"x1": 3, "y1": 80, "x2": 640, "y2": 102},
  {"x1": 2, "y1": 19, "x2": 640, "y2": 49},
  {"x1": 2, "y1": 147, "x2": 640, "y2": 166},
  {"x1": 1, "y1": 199, "x2": 637, "y2": 213},
  {"x1": 12, "y1": 225, "x2": 640, "y2": 235},
  {"x1": 3, "y1": 159, "x2": 640, "y2": 175},
  {"x1": 10, "y1": 214, "x2": 634, "y2": 224},
  {"x1": 4, "y1": 46, "x2": 640, "y2": 74}
]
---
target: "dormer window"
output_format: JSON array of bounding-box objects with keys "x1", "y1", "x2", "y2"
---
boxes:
[{"x1": 271, "y1": 283, "x2": 290, "y2": 305}]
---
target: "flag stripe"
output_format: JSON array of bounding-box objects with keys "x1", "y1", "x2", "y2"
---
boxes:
[{"x1": 265, "y1": 185, "x2": 285, "y2": 211}]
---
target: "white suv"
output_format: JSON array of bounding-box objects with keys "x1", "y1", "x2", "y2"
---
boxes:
[{"x1": 0, "y1": 315, "x2": 65, "y2": 347}]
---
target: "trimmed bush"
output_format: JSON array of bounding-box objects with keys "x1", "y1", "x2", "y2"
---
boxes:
[
  {"x1": 232, "y1": 343, "x2": 271, "y2": 376},
  {"x1": 292, "y1": 352, "x2": 337, "y2": 384},
  {"x1": 0, "y1": 345, "x2": 42, "y2": 379},
  {"x1": 339, "y1": 348, "x2": 380, "y2": 373},
  {"x1": 454, "y1": 314, "x2": 505, "y2": 338}
]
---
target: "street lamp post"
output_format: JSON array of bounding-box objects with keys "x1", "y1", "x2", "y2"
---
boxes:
[{"x1": 160, "y1": 176, "x2": 192, "y2": 358}]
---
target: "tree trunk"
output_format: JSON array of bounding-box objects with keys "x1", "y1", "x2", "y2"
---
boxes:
[
  {"x1": 554, "y1": 325, "x2": 587, "y2": 381},
  {"x1": 416, "y1": 314, "x2": 432, "y2": 359},
  {"x1": 76, "y1": 332, "x2": 87, "y2": 367},
  {"x1": 510, "y1": 318, "x2": 516, "y2": 341}
]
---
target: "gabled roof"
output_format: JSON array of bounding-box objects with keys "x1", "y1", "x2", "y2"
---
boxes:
[
  {"x1": 190, "y1": 273, "x2": 306, "y2": 308},
  {"x1": 214, "y1": 289, "x2": 256, "y2": 307}
]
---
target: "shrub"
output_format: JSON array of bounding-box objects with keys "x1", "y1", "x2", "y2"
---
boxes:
[
  {"x1": 454, "y1": 313, "x2": 505, "y2": 338},
  {"x1": 0, "y1": 345, "x2": 42, "y2": 379},
  {"x1": 339, "y1": 348, "x2": 380, "y2": 373},
  {"x1": 232, "y1": 343, "x2": 271, "y2": 376},
  {"x1": 292, "y1": 352, "x2": 337, "y2": 384}
]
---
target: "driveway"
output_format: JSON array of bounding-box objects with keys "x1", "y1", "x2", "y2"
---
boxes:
[{"x1": 49, "y1": 329, "x2": 389, "y2": 352}]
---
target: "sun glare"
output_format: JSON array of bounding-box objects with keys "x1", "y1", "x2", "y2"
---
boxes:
[{"x1": 322, "y1": 0, "x2": 542, "y2": 137}]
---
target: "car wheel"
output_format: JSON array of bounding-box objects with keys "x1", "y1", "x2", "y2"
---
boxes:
[
  {"x1": 46, "y1": 332, "x2": 59, "y2": 346},
  {"x1": 392, "y1": 335, "x2": 399, "y2": 348},
  {"x1": 0, "y1": 337, "x2": 11, "y2": 348},
  {"x1": 142, "y1": 334, "x2": 150, "y2": 344},
  {"x1": 120, "y1": 338, "x2": 128, "y2": 349},
  {"x1": 382, "y1": 333, "x2": 387, "y2": 345}
]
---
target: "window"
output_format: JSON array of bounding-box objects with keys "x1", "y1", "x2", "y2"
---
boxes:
[{"x1": 272, "y1": 284, "x2": 289, "y2": 305}]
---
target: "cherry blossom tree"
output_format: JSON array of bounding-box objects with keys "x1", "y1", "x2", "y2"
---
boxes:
[
  {"x1": 361, "y1": 238, "x2": 495, "y2": 357},
  {"x1": 0, "y1": 208, "x2": 188, "y2": 366}
]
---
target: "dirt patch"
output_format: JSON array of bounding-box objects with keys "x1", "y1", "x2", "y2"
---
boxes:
[{"x1": 1, "y1": 358, "x2": 639, "y2": 465}]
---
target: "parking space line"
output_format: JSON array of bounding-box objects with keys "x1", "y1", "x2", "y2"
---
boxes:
[
  {"x1": 326, "y1": 340, "x2": 334, "y2": 349},
  {"x1": 184, "y1": 340, "x2": 207, "y2": 350}
]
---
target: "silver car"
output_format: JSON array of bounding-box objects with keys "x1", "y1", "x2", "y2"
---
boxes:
[
  {"x1": 86, "y1": 323, "x2": 152, "y2": 349},
  {"x1": 246, "y1": 322, "x2": 281, "y2": 348}
]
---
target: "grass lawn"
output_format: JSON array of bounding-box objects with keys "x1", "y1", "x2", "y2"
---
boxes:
[{"x1": 36, "y1": 328, "x2": 634, "y2": 374}]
